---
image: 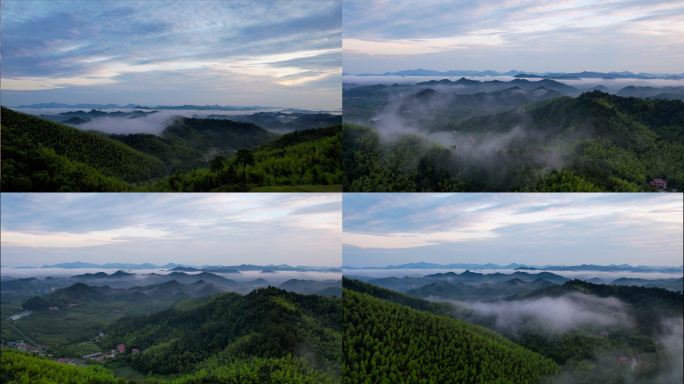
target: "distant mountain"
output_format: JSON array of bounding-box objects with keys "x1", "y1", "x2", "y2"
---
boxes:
[
  {"x1": 346, "y1": 262, "x2": 683, "y2": 273},
  {"x1": 13, "y1": 103, "x2": 278, "y2": 111},
  {"x1": 278, "y1": 279, "x2": 342, "y2": 297},
  {"x1": 347, "y1": 69, "x2": 683, "y2": 79},
  {"x1": 42, "y1": 261, "x2": 162, "y2": 270}
]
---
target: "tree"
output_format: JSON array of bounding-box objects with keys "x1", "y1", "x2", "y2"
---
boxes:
[
  {"x1": 235, "y1": 149, "x2": 256, "y2": 191},
  {"x1": 209, "y1": 155, "x2": 226, "y2": 173}
]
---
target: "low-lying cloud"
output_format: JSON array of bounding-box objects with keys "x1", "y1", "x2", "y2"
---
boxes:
[
  {"x1": 77, "y1": 110, "x2": 191, "y2": 135},
  {"x1": 448, "y1": 292, "x2": 634, "y2": 335}
]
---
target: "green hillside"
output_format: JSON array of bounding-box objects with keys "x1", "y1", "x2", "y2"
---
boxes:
[
  {"x1": 343, "y1": 288, "x2": 559, "y2": 384},
  {"x1": 343, "y1": 92, "x2": 684, "y2": 192},
  {"x1": 101, "y1": 286, "x2": 341, "y2": 377},
  {"x1": 139, "y1": 125, "x2": 343, "y2": 191},
  {"x1": 105, "y1": 133, "x2": 206, "y2": 174},
  {"x1": 1, "y1": 124, "x2": 133, "y2": 192},
  {"x1": 1, "y1": 107, "x2": 167, "y2": 183},
  {"x1": 161, "y1": 117, "x2": 279, "y2": 153},
  {"x1": 1, "y1": 349, "x2": 125, "y2": 384}
]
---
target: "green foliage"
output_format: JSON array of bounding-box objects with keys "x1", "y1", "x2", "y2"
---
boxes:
[
  {"x1": 1, "y1": 124, "x2": 132, "y2": 192},
  {"x1": 1, "y1": 107, "x2": 167, "y2": 183},
  {"x1": 1, "y1": 349, "x2": 125, "y2": 384},
  {"x1": 343, "y1": 288, "x2": 560, "y2": 384},
  {"x1": 343, "y1": 92, "x2": 684, "y2": 191}
]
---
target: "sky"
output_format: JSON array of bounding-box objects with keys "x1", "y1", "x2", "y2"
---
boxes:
[
  {"x1": 0, "y1": 194, "x2": 342, "y2": 268},
  {"x1": 343, "y1": 194, "x2": 683, "y2": 268},
  {"x1": 343, "y1": 0, "x2": 684, "y2": 75},
  {"x1": 0, "y1": 1, "x2": 341, "y2": 110}
]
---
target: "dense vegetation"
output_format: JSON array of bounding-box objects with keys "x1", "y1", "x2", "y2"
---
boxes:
[
  {"x1": 343, "y1": 91, "x2": 684, "y2": 192},
  {"x1": 1, "y1": 124, "x2": 132, "y2": 192},
  {"x1": 139, "y1": 125, "x2": 342, "y2": 191},
  {"x1": 100, "y1": 287, "x2": 341, "y2": 377},
  {"x1": 343, "y1": 288, "x2": 560, "y2": 383}
]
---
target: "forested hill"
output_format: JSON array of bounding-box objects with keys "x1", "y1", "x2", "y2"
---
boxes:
[
  {"x1": 343, "y1": 91, "x2": 684, "y2": 192},
  {"x1": 161, "y1": 117, "x2": 279, "y2": 153},
  {"x1": 101, "y1": 286, "x2": 342, "y2": 377},
  {"x1": 343, "y1": 287, "x2": 559, "y2": 383},
  {"x1": 1, "y1": 107, "x2": 167, "y2": 183}
]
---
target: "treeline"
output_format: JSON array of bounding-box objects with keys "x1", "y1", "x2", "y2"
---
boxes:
[
  {"x1": 101, "y1": 287, "x2": 342, "y2": 376},
  {"x1": 343, "y1": 288, "x2": 559, "y2": 384},
  {"x1": 1, "y1": 349, "x2": 125, "y2": 384},
  {"x1": 1, "y1": 124, "x2": 132, "y2": 192},
  {"x1": 1, "y1": 107, "x2": 167, "y2": 183},
  {"x1": 137, "y1": 125, "x2": 342, "y2": 191},
  {"x1": 343, "y1": 92, "x2": 684, "y2": 192}
]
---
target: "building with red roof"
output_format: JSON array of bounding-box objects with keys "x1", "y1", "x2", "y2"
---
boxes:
[
  {"x1": 132, "y1": 348, "x2": 139, "y2": 354},
  {"x1": 117, "y1": 344, "x2": 125, "y2": 353}
]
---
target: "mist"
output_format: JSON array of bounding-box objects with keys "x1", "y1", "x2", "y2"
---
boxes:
[
  {"x1": 76, "y1": 110, "x2": 191, "y2": 136},
  {"x1": 447, "y1": 291, "x2": 634, "y2": 335}
]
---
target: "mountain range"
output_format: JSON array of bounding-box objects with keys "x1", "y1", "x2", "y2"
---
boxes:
[
  {"x1": 344, "y1": 262, "x2": 683, "y2": 273},
  {"x1": 347, "y1": 69, "x2": 684, "y2": 79},
  {"x1": 27, "y1": 261, "x2": 341, "y2": 271},
  {"x1": 13, "y1": 102, "x2": 278, "y2": 110}
]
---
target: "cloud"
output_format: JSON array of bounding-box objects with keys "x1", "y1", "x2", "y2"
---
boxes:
[
  {"x1": 342, "y1": 0, "x2": 684, "y2": 73},
  {"x1": 0, "y1": 1, "x2": 342, "y2": 109},
  {"x1": 0, "y1": 194, "x2": 342, "y2": 267},
  {"x1": 449, "y1": 291, "x2": 634, "y2": 335},
  {"x1": 342, "y1": 194, "x2": 683, "y2": 266}
]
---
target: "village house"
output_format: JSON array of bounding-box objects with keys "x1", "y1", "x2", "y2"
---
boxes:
[
  {"x1": 599, "y1": 331, "x2": 609, "y2": 337},
  {"x1": 48, "y1": 306, "x2": 58, "y2": 310},
  {"x1": 132, "y1": 348, "x2": 140, "y2": 354},
  {"x1": 57, "y1": 358, "x2": 69, "y2": 364},
  {"x1": 117, "y1": 344, "x2": 125, "y2": 353},
  {"x1": 649, "y1": 179, "x2": 667, "y2": 189},
  {"x1": 99, "y1": 331, "x2": 105, "y2": 337}
]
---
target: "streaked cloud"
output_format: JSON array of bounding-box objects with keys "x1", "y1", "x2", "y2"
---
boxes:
[{"x1": 0, "y1": 1, "x2": 341, "y2": 109}]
